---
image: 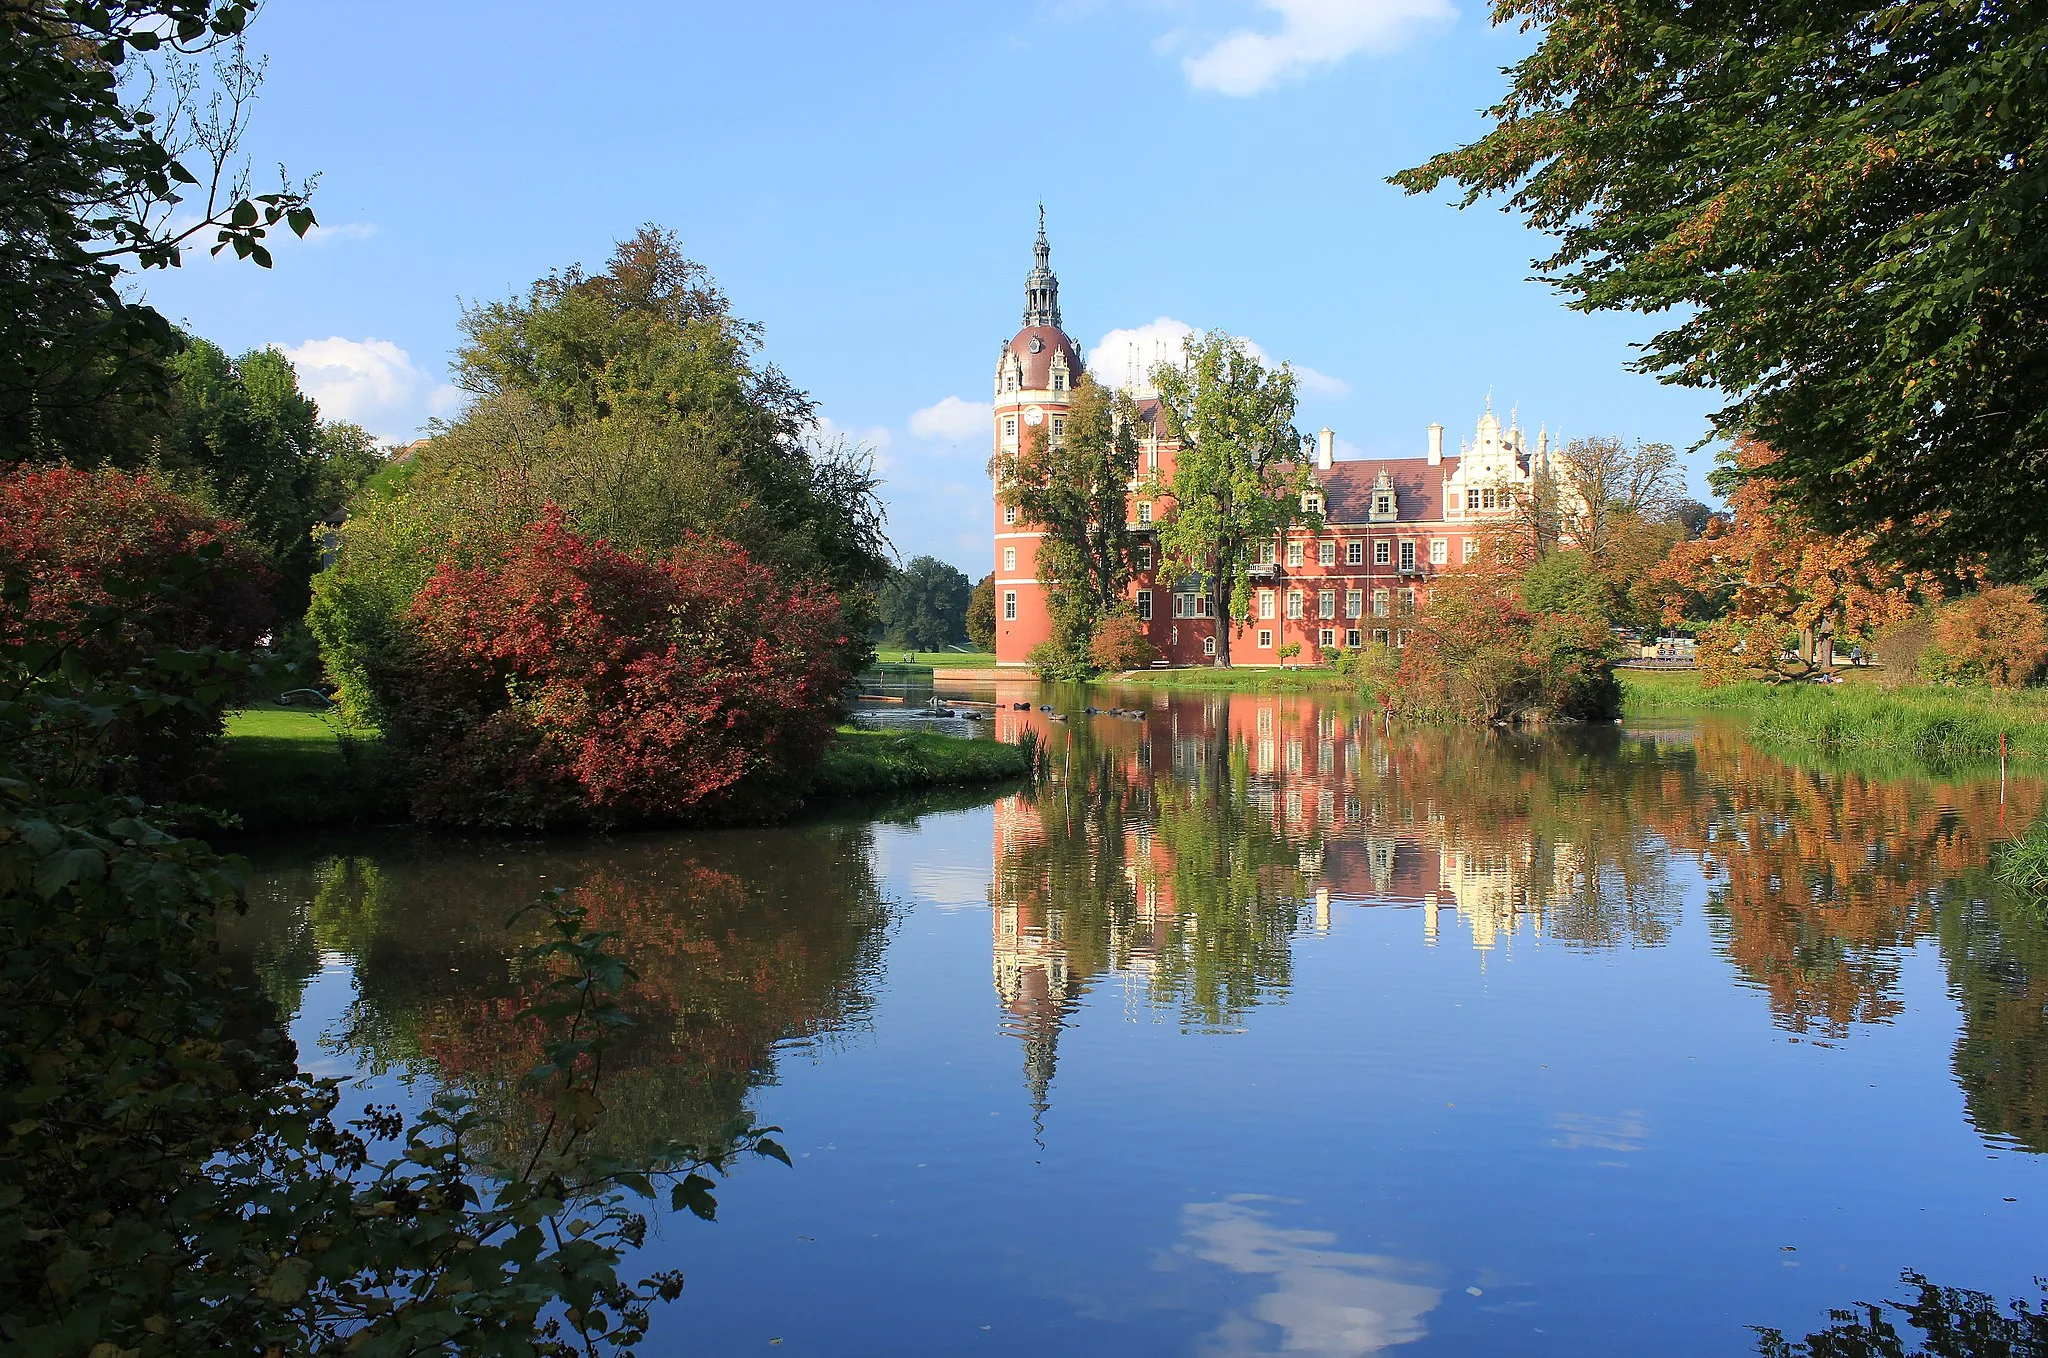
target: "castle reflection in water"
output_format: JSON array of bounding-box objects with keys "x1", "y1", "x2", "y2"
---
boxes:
[{"x1": 977, "y1": 684, "x2": 2046, "y2": 1136}]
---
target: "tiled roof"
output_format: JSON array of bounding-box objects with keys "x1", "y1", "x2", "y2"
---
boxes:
[{"x1": 1320, "y1": 456, "x2": 1461, "y2": 525}]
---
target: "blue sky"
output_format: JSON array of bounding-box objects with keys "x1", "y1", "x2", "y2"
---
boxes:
[{"x1": 139, "y1": 0, "x2": 1725, "y2": 574}]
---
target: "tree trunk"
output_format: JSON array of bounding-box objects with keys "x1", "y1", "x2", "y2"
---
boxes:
[{"x1": 1213, "y1": 554, "x2": 1234, "y2": 667}]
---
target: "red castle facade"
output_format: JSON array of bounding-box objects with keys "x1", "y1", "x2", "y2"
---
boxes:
[{"x1": 991, "y1": 218, "x2": 1559, "y2": 669}]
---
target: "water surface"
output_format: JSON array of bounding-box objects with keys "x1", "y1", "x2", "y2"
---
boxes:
[{"x1": 224, "y1": 687, "x2": 2048, "y2": 1355}]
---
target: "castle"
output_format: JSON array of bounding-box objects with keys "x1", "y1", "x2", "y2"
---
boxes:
[{"x1": 990, "y1": 216, "x2": 1558, "y2": 668}]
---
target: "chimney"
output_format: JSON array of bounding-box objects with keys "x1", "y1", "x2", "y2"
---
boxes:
[
  {"x1": 1317, "y1": 427, "x2": 1334, "y2": 471},
  {"x1": 1427, "y1": 422, "x2": 1444, "y2": 466}
]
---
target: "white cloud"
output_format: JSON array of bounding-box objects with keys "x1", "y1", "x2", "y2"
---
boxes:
[
  {"x1": 1089, "y1": 316, "x2": 1350, "y2": 399},
  {"x1": 1182, "y1": 0, "x2": 1456, "y2": 96},
  {"x1": 276, "y1": 337, "x2": 459, "y2": 442},
  {"x1": 304, "y1": 221, "x2": 379, "y2": 246},
  {"x1": 1182, "y1": 1196, "x2": 1441, "y2": 1356},
  {"x1": 814, "y1": 414, "x2": 896, "y2": 471},
  {"x1": 908, "y1": 395, "x2": 992, "y2": 442}
]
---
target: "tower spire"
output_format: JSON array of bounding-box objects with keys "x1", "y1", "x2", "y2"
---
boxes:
[{"x1": 1023, "y1": 207, "x2": 1062, "y2": 330}]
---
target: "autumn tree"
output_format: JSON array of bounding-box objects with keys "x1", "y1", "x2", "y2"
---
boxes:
[
  {"x1": 1149, "y1": 332, "x2": 1313, "y2": 667},
  {"x1": 996, "y1": 374, "x2": 1143, "y2": 673},
  {"x1": 1653, "y1": 440, "x2": 1930, "y2": 681},
  {"x1": 1393, "y1": 0, "x2": 2048, "y2": 577},
  {"x1": 1921, "y1": 587, "x2": 2048, "y2": 688}
]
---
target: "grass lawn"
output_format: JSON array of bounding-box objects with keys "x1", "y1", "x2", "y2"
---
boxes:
[
  {"x1": 1621, "y1": 669, "x2": 2048, "y2": 765},
  {"x1": 213, "y1": 705, "x2": 403, "y2": 833},
  {"x1": 212, "y1": 707, "x2": 1027, "y2": 833},
  {"x1": 867, "y1": 650, "x2": 996, "y2": 674}
]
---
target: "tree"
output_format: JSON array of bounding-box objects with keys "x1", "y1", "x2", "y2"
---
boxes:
[
  {"x1": 313, "y1": 229, "x2": 892, "y2": 700},
  {"x1": 386, "y1": 507, "x2": 849, "y2": 830},
  {"x1": 966, "y1": 573, "x2": 997, "y2": 652},
  {"x1": 1393, "y1": 0, "x2": 2048, "y2": 577},
  {"x1": 1393, "y1": 570, "x2": 1618, "y2": 722},
  {"x1": 1088, "y1": 612, "x2": 1158, "y2": 672},
  {"x1": 1921, "y1": 587, "x2": 2048, "y2": 687},
  {"x1": 996, "y1": 374, "x2": 1143, "y2": 669},
  {"x1": 1653, "y1": 439, "x2": 1931, "y2": 681},
  {"x1": 1, "y1": 1, "x2": 315, "y2": 463},
  {"x1": 879, "y1": 555, "x2": 972, "y2": 651},
  {"x1": 1150, "y1": 332, "x2": 1313, "y2": 667}
]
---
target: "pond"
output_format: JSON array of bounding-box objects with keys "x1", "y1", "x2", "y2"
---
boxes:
[{"x1": 221, "y1": 685, "x2": 2048, "y2": 1356}]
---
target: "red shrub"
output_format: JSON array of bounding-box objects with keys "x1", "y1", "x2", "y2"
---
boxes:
[
  {"x1": 1924, "y1": 586, "x2": 2048, "y2": 688},
  {"x1": 0, "y1": 466, "x2": 274, "y2": 795},
  {"x1": 1088, "y1": 613, "x2": 1158, "y2": 673},
  {"x1": 394, "y1": 507, "x2": 850, "y2": 828}
]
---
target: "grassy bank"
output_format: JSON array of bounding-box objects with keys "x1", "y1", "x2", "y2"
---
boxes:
[
  {"x1": 1106, "y1": 666, "x2": 1358, "y2": 693},
  {"x1": 1622, "y1": 670, "x2": 2048, "y2": 764},
  {"x1": 212, "y1": 707, "x2": 1026, "y2": 833},
  {"x1": 867, "y1": 650, "x2": 996, "y2": 675},
  {"x1": 806, "y1": 726, "x2": 1030, "y2": 799}
]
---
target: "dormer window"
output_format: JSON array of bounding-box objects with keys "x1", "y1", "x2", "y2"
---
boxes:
[
  {"x1": 1374, "y1": 494, "x2": 1393, "y2": 516},
  {"x1": 1051, "y1": 371, "x2": 1066, "y2": 391},
  {"x1": 1303, "y1": 492, "x2": 1324, "y2": 515},
  {"x1": 1004, "y1": 371, "x2": 1018, "y2": 392}
]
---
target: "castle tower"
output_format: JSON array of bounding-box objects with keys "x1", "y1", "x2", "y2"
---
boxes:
[{"x1": 992, "y1": 209, "x2": 1084, "y2": 667}]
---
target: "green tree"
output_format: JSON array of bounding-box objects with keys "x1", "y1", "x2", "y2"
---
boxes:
[
  {"x1": 966, "y1": 573, "x2": 997, "y2": 652},
  {"x1": 996, "y1": 374, "x2": 1143, "y2": 672},
  {"x1": 1393, "y1": 0, "x2": 2048, "y2": 577},
  {"x1": 1149, "y1": 332, "x2": 1313, "y2": 666},
  {"x1": 0, "y1": 1, "x2": 315, "y2": 463},
  {"x1": 880, "y1": 555, "x2": 972, "y2": 651}
]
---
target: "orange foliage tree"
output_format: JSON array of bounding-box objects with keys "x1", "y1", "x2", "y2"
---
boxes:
[
  {"x1": 1922, "y1": 586, "x2": 2048, "y2": 688},
  {"x1": 1653, "y1": 439, "x2": 1931, "y2": 682}
]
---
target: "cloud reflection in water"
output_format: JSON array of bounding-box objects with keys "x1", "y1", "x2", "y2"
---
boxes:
[{"x1": 1181, "y1": 1196, "x2": 1440, "y2": 1357}]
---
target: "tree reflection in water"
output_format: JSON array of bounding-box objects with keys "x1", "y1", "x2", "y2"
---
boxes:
[
  {"x1": 221, "y1": 824, "x2": 893, "y2": 1154},
  {"x1": 1754, "y1": 1270, "x2": 2048, "y2": 1356},
  {"x1": 988, "y1": 692, "x2": 2048, "y2": 1156}
]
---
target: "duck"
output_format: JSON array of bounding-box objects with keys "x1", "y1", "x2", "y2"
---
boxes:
[{"x1": 1048, "y1": 712, "x2": 1068, "y2": 722}]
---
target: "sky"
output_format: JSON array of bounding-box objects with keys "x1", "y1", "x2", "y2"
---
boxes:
[{"x1": 138, "y1": 0, "x2": 1727, "y2": 575}]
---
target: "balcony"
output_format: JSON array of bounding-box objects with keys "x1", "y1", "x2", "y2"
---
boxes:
[{"x1": 1248, "y1": 562, "x2": 1283, "y2": 583}]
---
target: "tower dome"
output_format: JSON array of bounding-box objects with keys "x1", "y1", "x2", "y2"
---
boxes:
[{"x1": 995, "y1": 208, "x2": 1083, "y2": 395}]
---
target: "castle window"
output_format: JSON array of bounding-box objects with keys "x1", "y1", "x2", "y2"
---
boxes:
[
  {"x1": 1319, "y1": 628, "x2": 1336, "y2": 649},
  {"x1": 1374, "y1": 628, "x2": 1390, "y2": 646},
  {"x1": 1257, "y1": 541, "x2": 1276, "y2": 566},
  {"x1": 1399, "y1": 587, "x2": 1417, "y2": 615},
  {"x1": 1052, "y1": 417, "x2": 1065, "y2": 437},
  {"x1": 1137, "y1": 544, "x2": 1152, "y2": 570},
  {"x1": 1318, "y1": 589, "x2": 1336, "y2": 619},
  {"x1": 1052, "y1": 371, "x2": 1066, "y2": 391},
  {"x1": 1399, "y1": 541, "x2": 1416, "y2": 571},
  {"x1": 1346, "y1": 628, "x2": 1362, "y2": 648},
  {"x1": 1204, "y1": 637, "x2": 1217, "y2": 657},
  {"x1": 1004, "y1": 416, "x2": 1017, "y2": 438},
  {"x1": 1003, "y1": 591, "x2": 1017, "y2": 621},
  {"x1": 1003, "y1": 547, "x2": 1017, "y2": 572},
  {"x1": 1258, "y1": 590, "x2": 1276, "y2": 619},
  {"x1": 1137, "y1": 590, "x2": 1153, "y2": 621},
  {"x1": 1258, "y1": 629, "x2": 1273, "y2": 650},
  {"x1": 1286, "y1": 541, "x2": 1304, "y2": 568},
  {"x1": 1374, "y1": 493, "x2": 1393, "y2": 516},
  {"x1": 1467, "y1": 488, "x2": 1481, "y2": 510},
  {"x1": 1138, "y1": 501, "x2": 1153, "y2": 525},
  {"x1": 1345, "y1": 589, "x2": 1363, "y2": 618},
  {"x1": 1372, "y1": 589, "x2": 1390, "y2": 618},
  {"x1": 1374, "y1": 540, "x2": 1391, "y2": 566},
  {"x1": 1004, "y1": 504, "x2": 1018, "y2": 525},
  {"x1": 1004, "y1": 372, "x2": 1018, "y2": 392},
  {"x1": 1463, "y1": 539, "x2": 1478, "y2": 563},
  {"x1": 1431, "y1": 539, "x2": 1447, "y2": 565},
  {"x1": 1319, "y1": 541, "x2": 1336, "y2": 566},
  {"x1": 1481, "y1": 487, "x2": 1496, "y2": 509},
  {"x1": 1304, "y1": 492, "x2": 1324, "y2": 515},
  {"x1": 1396, "y1": 629, "x2": 1411, "y2": 648},
  {"x1": 1346, "y1": 541, "x2": 1363, "y2": 566},
  {"x1": 1286, "y1": 590, "x2": 1304, "y2": 619}
]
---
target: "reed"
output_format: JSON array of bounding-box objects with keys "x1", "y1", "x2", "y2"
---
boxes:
[{"x1": 1995, "y1": 822, "x2": 2048, "y2": 901}]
